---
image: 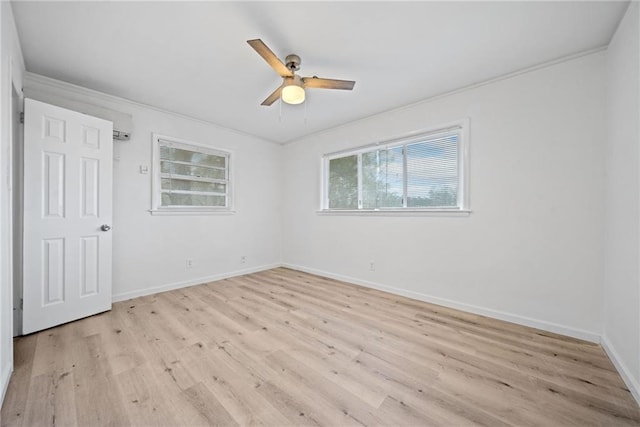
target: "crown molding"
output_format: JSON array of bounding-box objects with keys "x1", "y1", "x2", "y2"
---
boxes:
[{"x1": 23, "y1": 72, "x2": 281, "y2": 146}]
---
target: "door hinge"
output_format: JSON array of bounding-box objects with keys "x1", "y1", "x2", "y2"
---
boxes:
[
  {"x1": 19, "y1": 112, "x2": 24, "y2": 124},
  {"x1": 20, "y1": 298, "x2": 23, "y2": 310}
]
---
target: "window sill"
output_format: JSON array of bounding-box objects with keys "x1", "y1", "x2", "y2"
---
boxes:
[
  {"x1": 316, "y1": 209, "x2": 471, "y2": 217},
  {"x1": 149, "y1": 209, "x2": 236, "y2": 216}
]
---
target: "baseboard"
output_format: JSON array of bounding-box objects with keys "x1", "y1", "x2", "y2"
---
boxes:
[
  {"x1": 112, "y1": 263, "x2": 282, "y2": 303},
  {"x1": 113, "y1": 261, "x2": 601, "y2": 343},
  {"x1": 601, "y1": 335, "x2": 640, "y2": 406},
  {"x1": 1, "y1": 361, "x2": 12, "y2": 409},
  {"x1": 282, "y1": 263, "x2": 600, "y2": 343}
]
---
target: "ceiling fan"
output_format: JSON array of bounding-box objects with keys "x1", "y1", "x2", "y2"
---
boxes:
[{"x1": 247, "y1": 39, "x2": 356, "y2": 106}]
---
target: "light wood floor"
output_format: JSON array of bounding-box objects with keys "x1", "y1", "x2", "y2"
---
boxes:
[{"x1": 2, "y1": 268, "x2": 640, "y2": 426}]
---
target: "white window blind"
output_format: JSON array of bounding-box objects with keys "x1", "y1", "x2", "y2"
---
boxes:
[
  {"x1": 152, "y1": 135, "x2": 231, "y2": 212},
  {"x1": 406, "y1": 134, "x2": 459, "y2": 208},
  {"x1": 323, "y1": 122, "x2": 467, "y2": 212}
]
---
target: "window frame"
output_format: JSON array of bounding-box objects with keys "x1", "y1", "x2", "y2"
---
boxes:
[
  {"x1": 150, "y1": 133, "x2": 234, "y2": 215},
  {"x1": 321, "y1": 119, "x2": 470, "y2": 215}
]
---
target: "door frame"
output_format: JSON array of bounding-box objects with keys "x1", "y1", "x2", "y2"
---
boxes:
[{"x1": 10, "y1": 60, "x2": 23, "y2": 337}]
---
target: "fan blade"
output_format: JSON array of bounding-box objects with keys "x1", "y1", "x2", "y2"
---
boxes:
[
  {"x1": 261, "y1": 85, "x2": 284, "y2": 106},
  {"x1": 247, "y1": 39, "x2": 292, "y2": 78},
  {"x1": 302, "y1": 77, "x2": 355, "y2": 90}
]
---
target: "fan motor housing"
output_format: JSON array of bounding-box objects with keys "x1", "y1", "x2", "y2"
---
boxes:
[{"x1": 285, "y1": 54, "x2": 301, "y2": 71}]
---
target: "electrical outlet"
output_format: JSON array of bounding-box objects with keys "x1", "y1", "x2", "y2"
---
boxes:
[
  {"x1": 369, "y1": 261, "x2": 375, "y2": 271},
  {"x1": 240, "y1": 256, "x2": 247, "y2": 264},
  {"x1": 186, "y1": 259, "x2": 194, "y2": 269}
]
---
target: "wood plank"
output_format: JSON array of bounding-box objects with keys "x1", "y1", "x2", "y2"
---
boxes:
[
  {"x1": 0, "y1": 334, "x2": 37, "y2": 427},
  {"x1": 115, "y1": 364, "x2": 180, "y2": 427},
  {"x1": 2, "y1": 267, "x2": 639, "y2": 426},
  {"x1": 182, "y1": 382, "x2": 239, "y2": 426}
]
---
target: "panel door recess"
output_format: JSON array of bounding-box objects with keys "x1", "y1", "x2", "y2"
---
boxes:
[{"x1": 23, "y1": 98, "x2": 113, "y2": 335}]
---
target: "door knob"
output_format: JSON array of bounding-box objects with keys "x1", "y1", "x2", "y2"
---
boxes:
[{"x1": 100, "y1": 224, "x2": 111, "y2": 232}]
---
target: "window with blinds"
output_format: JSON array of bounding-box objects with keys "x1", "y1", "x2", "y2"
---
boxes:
[
  {"x1": 323, "y1": 123, "x2": 467, "y2": 211},
  {"x1": 152, "y1": 135, "x2": 231, "y2": 212}
]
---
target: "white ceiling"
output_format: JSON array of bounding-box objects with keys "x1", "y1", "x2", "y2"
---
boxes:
[{"x1": 12, "y1": 1, "x2": 628, "y2": 144}]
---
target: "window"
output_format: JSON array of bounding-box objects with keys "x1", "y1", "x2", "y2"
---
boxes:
[
  {"x1": 323, "y1": 121, "x2": 468, "y2": 213},
  {"x1": 151, "y1": 134, "x2": 232, "y2": 214}
]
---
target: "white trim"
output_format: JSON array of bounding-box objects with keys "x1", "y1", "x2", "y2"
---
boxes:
[
  {"x1": 111, "y1": 263, "x2": 282, "y2": 303},
  {"x1": 357, "y1": 153, "x2": 363, "y2": 209},
  {"x1": 156, "y1": 134, "x2": 231, "y2": 158},
  {"x1": 459, "y1": 119, "x2": 471, "y2": 211},
  {"x1": 402, "y1": 146, "x2": 408, "y2": 208},
  {"x1": 320, "y1": 157, "x2": 328, "y2": 210},
  {"x1": 11, "y1": 67, "x2": 24, "y2": 338},
  {"x1": 1, "y1": 362, "x2": 11, "y2": 408},
  {"x1": 1, "y1": 56, "x2": 17, "y2": 407},
  {"x1": 601, "y1": 335, "x2": 640, "y2": 406},
  {"x1": 317, "y1": 209, "x2": 471, "y2": 217},
  {"x1": 149, "y1": 209, "x2": 236, "y2": 216},
  {"x1": 107, "y1": 263, "x2": 639, "y2": 409},
  {"x1": 322, "y1": 120, "x2": 469, "y2": 212},
  {"x1": 282, "y1": 263, "x2": 601, "y2": 343},
  {"x1": 24, "y1": 49, "x2": 605, "y2": 147},
  {"x1": 151, "y1": 133, "x2": 234, "y2": 214},
  {"x1": 24, "y1": 72, "x2": 280, "y2": 145},
  {"x1": 282, "y1": 46, "x2": 607, "y2": 145},
  {"x1": 323, "y1": 121, "x2": 466, "y2": 159}
]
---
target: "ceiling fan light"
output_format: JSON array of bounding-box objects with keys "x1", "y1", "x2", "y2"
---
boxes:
[{"x1": 281, "y1": 77, "x2": 305, "y2": 105}]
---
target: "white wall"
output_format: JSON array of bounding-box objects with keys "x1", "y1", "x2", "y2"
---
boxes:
[
  {"x1": 24, "y1": 74, "x2": 282, "y2": 303},
  {"x1": 0, "y1": 0, "x2": 25, "y2": 404},
  {"x1": 282, "y1": 52, "x2": 607, "y2": 341},
  {"x1": 2, "y1": 3, "x2": 636, "y2": 410},
  {"x1": 603, "y1": 2, "x2": 640, "y2": 403}
]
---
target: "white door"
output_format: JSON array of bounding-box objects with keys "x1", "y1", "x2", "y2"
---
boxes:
[{"x1": 23, "y1": 98, "x2": 113, "y2": 334}]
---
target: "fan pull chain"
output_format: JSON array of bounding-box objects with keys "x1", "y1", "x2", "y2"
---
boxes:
[
  {"x1": 304, "y1": 96, "x2": 308, "y2": 124},
  {"x1": 279, "y1": 98, "x2": 283, "y2": 122}
]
